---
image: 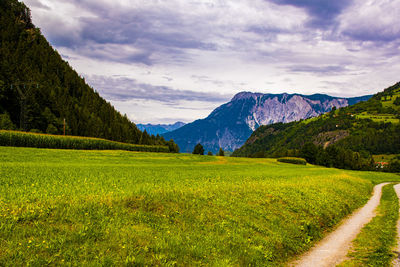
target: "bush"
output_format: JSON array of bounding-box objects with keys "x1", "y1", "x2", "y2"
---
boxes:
[
  {"x1": 46, "y1": 124, "x2": 58, "y2": 134},
  {"x1": 0, "y1": 130, "x2": 170, "y2": 153},
  {"x1": 388, "y1": 160, "x2": 400, "y2": 173},
  {"x1": 277, "y1": 157, "x2": 307, "y2": 165},
  {"x1": 250, "y1": 151, "x2": 266, "y2": 158}
]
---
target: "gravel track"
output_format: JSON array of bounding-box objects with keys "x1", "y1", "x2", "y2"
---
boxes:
[{"x1": 291, "y1": 182, "x2": 389, "y2": 267}]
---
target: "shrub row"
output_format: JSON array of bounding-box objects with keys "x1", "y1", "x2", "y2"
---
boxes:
[
  {"x1": 0, "y1": 130, "x2": 170, "y2": 152},
  {"x1": 277, "y1": 157, "x2": 307, "y2": 165}
]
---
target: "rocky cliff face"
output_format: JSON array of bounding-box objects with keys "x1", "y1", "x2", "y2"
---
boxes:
[
  {"x1": 163, "y1": 92, "x2": 371, "y2": 153},
  {"x1": 234, "y1": 92, "x2": 349, "y2": 130}
]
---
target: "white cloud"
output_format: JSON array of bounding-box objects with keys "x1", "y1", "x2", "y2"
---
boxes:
[{"x1": 337, "y1": 0, "x2": 400, "y2": 42}]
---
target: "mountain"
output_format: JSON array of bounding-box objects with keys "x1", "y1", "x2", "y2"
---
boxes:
[
  {"x1": 0, "y1": 0, "x2": 177, "y2": 151},
  {"x1": 137, "y1": 122, "x2": 186, "y2": 136},
  {"x1": 232, "y1": 82, "x2": 400, "y2": 171},
  {"x1": 163, "y1": 92, "x2": 372, "y2": 154}
]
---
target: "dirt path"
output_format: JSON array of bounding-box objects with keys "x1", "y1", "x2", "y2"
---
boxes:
[
  {"x1": 392, "y1": 184, "x2": 400, "y2": 267},
  {"x1": 291, "y1": 182, "x2": 389, "y2": 267}
]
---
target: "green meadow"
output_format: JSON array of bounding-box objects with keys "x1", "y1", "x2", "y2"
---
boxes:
[
  {"x1": 355, "y1": 112, "x2": 400, "y2": 124},
  {"x1": 0, "y1": 147, "x2": 398, "y2": 266}
]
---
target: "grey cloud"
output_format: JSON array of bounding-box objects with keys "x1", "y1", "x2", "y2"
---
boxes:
[
  {"x1": 25, "y1": 0, "x2": 50, "y2": 10},
  {"x1": 191, "y1": 75, "x2": 225, "y2": 87},
  {"x1": 60, "y1": 54, "x2": 70, "y2": 59},
  {"x1": 43, "y1": 1, "x2": 217, "y2": 65},
  {"x1": 32, "y1": 15, "x2": 78, "y2": 48},
  {"x1": 78, "y1": 15, "x2": 215, "y2": 50},
  {"x1": 81, "y1": 43, "x2": 153, "y2": 65},
  {"x1": 288, "y1": 65, "x2": 348, "y2": 75},
  {"x1": 246, "y1": 25, "x2": 290, "y2": 36},
  {"x1": 87, "y1": 75, "x2": 231, "y2": 104},
  {"x1": 191, "y1": 75, "x2": 248, "y2": 89},
  {"x1": 162, "y1": 76, "x2": 173, "y2": 82},
  {"x1": 333, "y1": 0, "x2": 400, "y2": 48},
  {"x1": 269, "y1": 0, "x2": 352, "y2": 28},
  {"x1": 341, "y1": 25, "x2": 400, "y2": 43}
]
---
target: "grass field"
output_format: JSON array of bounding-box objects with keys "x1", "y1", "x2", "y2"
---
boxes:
[
  {"x1": 0, "y1": 147, "x2": 399, "y2": 266},
  {"x1": 381, "y1": 89, "x2": 400, "y2": 108},
  {"x1": 355, "y1": 112, "x2": 400, "y2": 124}
]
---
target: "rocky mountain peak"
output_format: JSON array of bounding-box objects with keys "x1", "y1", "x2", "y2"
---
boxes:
[{"x1": 232, "y1": 92, "x2": 264, "y2": 101}]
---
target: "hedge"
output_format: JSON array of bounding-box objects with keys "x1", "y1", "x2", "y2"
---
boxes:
[{"x1": 277, "y1": 157, "x2": 307, "y2": 165}]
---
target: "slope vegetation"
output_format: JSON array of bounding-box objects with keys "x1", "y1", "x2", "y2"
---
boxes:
[{"x1": 0, "y1": 0, "x2": 175, "y2": 149}]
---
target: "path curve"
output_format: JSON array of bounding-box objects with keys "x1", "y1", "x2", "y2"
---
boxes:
[
  {"x1": 392, "y1": 183, "x2": 400, "y2": 267},
  {"x1": 291, "y1": 182, "x2": 389, "y2": 267}
]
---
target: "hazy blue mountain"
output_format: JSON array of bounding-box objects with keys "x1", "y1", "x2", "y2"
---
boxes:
[
  {"x1": 163, "y1": 92, "x2": 372, "y2": 154},
  {"x1": 137, "y1": 122, "x2": 186, "y2": 136}
]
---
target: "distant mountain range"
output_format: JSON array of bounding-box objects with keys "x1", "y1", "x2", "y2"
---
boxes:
[
  {"x1": 163, "y1": 92, "x2": 372, "y2": 153},
  {"x1": 137, "y1": 122, "x2": 186, "y2": 136}
]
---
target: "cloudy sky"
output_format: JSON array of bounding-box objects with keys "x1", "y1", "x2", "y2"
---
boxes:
[{"x1": 24, "y1": 0, "x2": 400, "y2": 124}]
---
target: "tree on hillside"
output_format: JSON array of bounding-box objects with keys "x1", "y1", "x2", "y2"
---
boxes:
[
  {"x1": 394, "y1": 97, "x2": 400, "y2": 106},
  {"x1": 300, "y1": 142, "x2": 318, "y2": 164},
  {"x1": 207, "y1": 151, "x2": 213, "y2": 156},
  {"x1": 218, "y1": 148, "x2": 225, "y2": 156},
  {"x1": 192, "y1": 143, "x2": 204, "y2": 155}
]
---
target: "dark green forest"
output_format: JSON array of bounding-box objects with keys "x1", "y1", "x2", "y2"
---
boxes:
[
  {"x1": 232, "y1": 82, "x2": 400, "y2": 172},
  {"x1": 0, "y1": 0, "x2": 178, "y2": 151}
]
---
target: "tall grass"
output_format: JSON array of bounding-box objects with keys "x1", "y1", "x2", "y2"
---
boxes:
[{"x1": 0, "y1": 130, "x2": 169, "y2": 152}]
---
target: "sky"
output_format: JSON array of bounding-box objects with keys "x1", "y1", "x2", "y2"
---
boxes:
[{"x1": 24, "y1": 0, "x2": 400, "y2": 124}]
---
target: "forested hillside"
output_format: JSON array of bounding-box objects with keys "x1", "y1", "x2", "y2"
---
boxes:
[
  {"x1": 0, "y1": 0, "x2": 177, "y2": 150},
  {"x1": 232, "y1": 82, "x2": 400, "y2": 171}
]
